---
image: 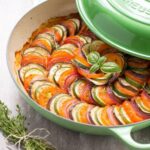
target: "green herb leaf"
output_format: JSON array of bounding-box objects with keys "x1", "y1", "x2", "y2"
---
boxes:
[
  {"x1": 87, "y1": 51, "x2": 100, "y2": 64},
  {"x1": 90, "y1": 64, "x2": 99, "y2": 73},
  {"x1": 100, "y1": 62, "x2": 121, "y2": 73},
  {"x1": 97, "y1": 56, "x2": 107, "y2": 67}
]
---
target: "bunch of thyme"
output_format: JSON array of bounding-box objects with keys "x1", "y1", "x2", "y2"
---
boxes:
[{"x1": 0, "y1": 101, "x2": 56, "y2": 150}]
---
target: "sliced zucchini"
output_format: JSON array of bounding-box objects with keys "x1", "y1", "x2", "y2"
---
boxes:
[
  {"x1": 35, "y1": 83, "x2": 54, "y2": 101},
  {"x1": 91, "y1": 87, "x2": 106, "y2": 106},
  {"x1": 135, "y1": 97, "x2": 150, "y2": 114},
  {"x1": 81, "y1": 43, "x2": 91, "y2": 58},
  {"x1": 120, "y1": 107, "x2": 132, "y2": 124},
  {"x1": 96, "y1": 108, "x2": 105, "y2": 125},
  {"x1": 80, "y1": 35, "x2": 92, "y2": 44},
  {"x1": 125, "y1": 76, "x2": 142, "y2": 89},
  {"x1": 71, "y1": 103, "x2": 84, "y2": 122},
  {"x1": 55, "y1": 94, "x2": 72, "y2": 114},
  {"x1": 59, "y1": 43, "x2": 76, "y2": 52},
  {"x1": 88, "y1": 74, "x2": 111, "y2": 85},
  {"x1": 72, "y1": 59, "x2": 90, "y2": 69},
  {"x1": 54, "y1": 67, "x2": 72, "y2": 84},
  {"x1": 48, "y1": 63, "x2": 62, "y2": 83},
  {"x1": 53, "y1": 25, "x2": 67, "y2": 41},
  {"x1": 113, "y1": 106, "x2": 126, "y2": 125},
  {"x1": 89, "y1": 106, "x2": 101, "y2": 125},
  {"x1": 49, "y1": 94, "x2": 68, "y2": 114},
  {"x1": 23, "y1": 47, "x2": 50, "y2": 56},
  {"x1": 24, "y1": 68, "x2": 45, "y2": 79},
  {"x1": 55, "y1": 48, "x2": 74, "y2": 56},
  {"x1": 30, "y1": 80, "x2": 50, "y2": 100},
  {"x1": 71, "y1": 79, "x2": 87, "y2": 99},
  {"x1": 88, "y1": 79, "x2": 108, "y2": 86},
  {"x1": 119, "y1": 78, "x2": 138, "y2": 91},
  {"x1": 112, "y1": 85, "x2": 128, "y2": 99},
  {"x1": 19, "y1": 64, "x2": 47, "y2": 83},
  {"x1": 69, "y1": 18, "x2": 80, "y2": 32},
  {"x1": 36, "y1": 33, "x2": 58, "y2": 49}
]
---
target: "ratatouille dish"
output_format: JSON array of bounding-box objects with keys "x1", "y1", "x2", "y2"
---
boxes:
[{"x1": 15, "y1": 13, "x2": 150, "y2": 126}]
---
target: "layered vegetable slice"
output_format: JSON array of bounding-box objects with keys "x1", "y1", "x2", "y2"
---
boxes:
[
  {"x1": 30, "y1": 80, "x2": 64, "y2": 108},
  {"x1": 19, "y1": 63, "x2": 48, "y2": 83}
]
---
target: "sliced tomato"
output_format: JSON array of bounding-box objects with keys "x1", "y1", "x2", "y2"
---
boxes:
[
  {"x1": 52, "y1": 49, "x2": 74, "y2": 58},
  {"x1": 21, "y1": 55, "x2": 48, "y2": 68},
  {"x1": 127, "y1": 57, "x2": 149, "y2": 69},
  {"x1": 122, "y1": 101, "x2": 144, "y2": 123},
  {"x1": 97, "y1": 86, "x2": 117, "y2": 105},
  {"x1": 77, "y1": 68, "x2": 106, "y2": 79},
  {"x1": 58, "y1": 68, "x2": 77, "y2": 89},
  {"x1": 63, "y1": 36, "x2": 84, "y2": 48},
  {"x1": 31, "y1": 38, "x2": 52, "y2": 53},
  {"x1": 36, "y1": 85, "x2": 64, "y2": 108},
  {"x1": 74, "y1": 55, "x2": 91, "y2": 68},
  {"x1": 125, "y1": 70, "x2": 147, "y2": 85},
  {"x1": 15, "y1": 51, "x2": 22, "y2": 69},
  {"x1": 77, "y1": 103, "x2": 91, "y2": 124},
  {"x1": 40, "y1": 27, "x2": 62, "y2": 43},
  {"x1": 24, "y1": 74, "x2": 38, "y2": 92},
  {"x1": 61, "y1": 20, "x2": 76, "y2": 36},
  {"x1": 64, "y1": 73, "x2": 79, "y2": 90},
  {"x1": 98, "y1": 106, "x2": 113, "y2": 126},
  {"x1": 47, "y1": 54, "x2": 73, "y2": 69},
  {"x1": 131, "y1": 100, "x2": 150, "y2": 119},
  {"x1": 59, "y1": 99, "x2": 78, "y2": 118},
  {"x1": 114, "y1": 81, "x2": 138, "y2": 97},
  {"x1": 141, "y1": 91, "x2": 150, "y2": 108}
]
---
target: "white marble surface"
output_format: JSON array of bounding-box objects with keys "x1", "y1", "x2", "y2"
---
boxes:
[{"x1": 0, "y1": 0, "x2": 150, "y2": 150}]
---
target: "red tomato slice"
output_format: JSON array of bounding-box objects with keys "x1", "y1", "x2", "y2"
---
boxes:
[
  {"x1": 77, "y1": 68, "x2": 105, "y2": 79},
  {"x1": 21, "y1": 55, "x2": 47, "y2": 68},
  {"x1": 122, "y1": 101, "x2": 144, "y2": 123},
  {"x1": 31, "y1": 39, "x2": 52, "y2": 53}
]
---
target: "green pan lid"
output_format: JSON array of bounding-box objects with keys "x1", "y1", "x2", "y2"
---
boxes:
[{"x1": 76, "y1": 0, "x2": 150, "y2": 60}]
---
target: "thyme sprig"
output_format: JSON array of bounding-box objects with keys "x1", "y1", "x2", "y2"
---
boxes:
[{"x1": 0, "y1": 101, "x2": 56, "y2": 150}]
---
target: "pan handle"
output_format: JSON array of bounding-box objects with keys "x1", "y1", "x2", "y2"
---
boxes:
[{"x1": 110, "y1": 126, "x2": 150, "y2": 150}]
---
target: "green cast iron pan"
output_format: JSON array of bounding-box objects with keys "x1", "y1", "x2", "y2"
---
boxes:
[
  {"x1": 76, "y1": 0, "x2": 150, "y2": 60},
  {"x1": 7, "y1": 0, "x2": 150, "y2": 149}
]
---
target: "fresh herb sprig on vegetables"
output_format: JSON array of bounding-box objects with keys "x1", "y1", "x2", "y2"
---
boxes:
[
  {"x1": 0, "y1": 101, "x2": 56, "y2": 150},
  {"x1": 87, "y1": 51, "x2": 121, "y2": 73}
]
